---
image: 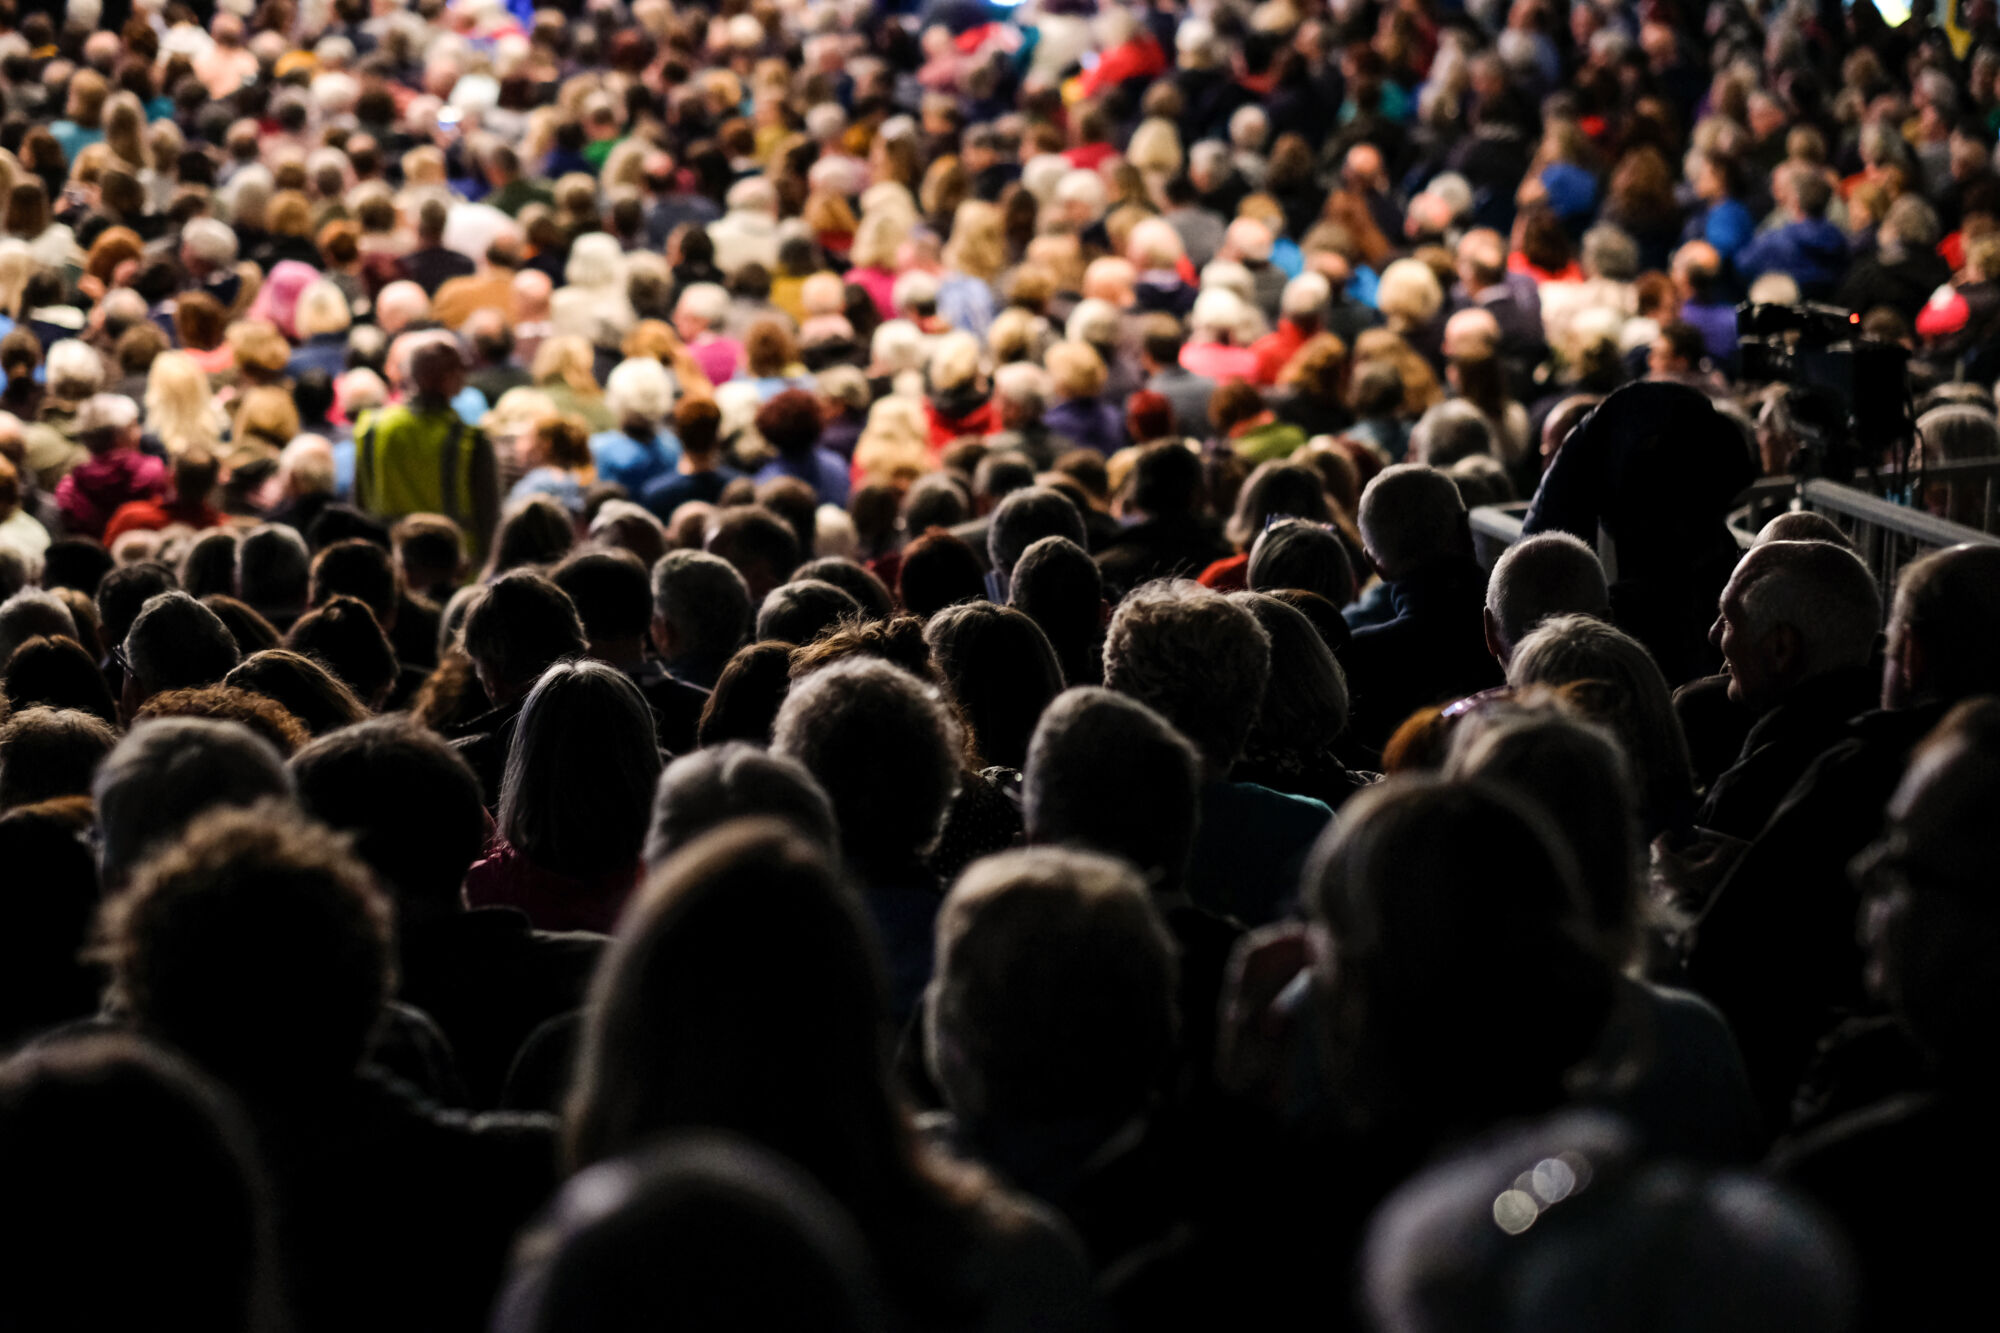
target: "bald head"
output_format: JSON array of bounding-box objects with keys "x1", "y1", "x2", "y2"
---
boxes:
[
  {"x1": 1443, "y1": 307, "x2": 1503, "y2": 361},
  {"x1": 1717, "y1": 540, "x2": 1881, "y2": 712},
  {"x1": 1484, "y1": 533, "x2": 1611, "y2": 666},
  {"x1": 1358, "y1": 464, "x2": 1469, "y2": 582},
  {"x1": 512, "y1": 269, "x2": 553, "y2": 318}
]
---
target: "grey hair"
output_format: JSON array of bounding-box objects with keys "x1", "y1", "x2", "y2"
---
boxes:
[
  {"x1": 1358, "y1": 464, "x2": 1468, "y2": 581},
  {"x1": 988, "y1": 486, "x2": 1086, "y2": 577},
  {"x1": 1732, "y1": 540, "x2": 1883, "y2": 675},
  {"x1": 0, "y1": 588, "x2": 78, "y2": 666},
  {"x1": 1485, "y1": 533, "x2": 1611, "y2": 662},
  {"x1": 644, "y1": 742, "x2": 839, "y2": 870},
  {"x1": 1409, "y1": 400, "x2": 1495, "y2": 468},
  {"x1": 1102, "y1": 579, "x2": 1271, "y2": 776},
  {"x1": 651, "y1": 550, "x2": 752, "y2": 664},
  {"x1": 770, "y1": 656, "x2": 964, "y2": 869},
  {"x1": 93, "y1": 717, "x2": 295, "y2": 887},
  {"x1": 1580, "y1": 224, "x2": 1640, "y2": 281}
]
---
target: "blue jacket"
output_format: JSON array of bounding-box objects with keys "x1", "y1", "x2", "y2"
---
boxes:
[{"x1": 1734, "y1": 218, "x2": 1850, "y2": 299}]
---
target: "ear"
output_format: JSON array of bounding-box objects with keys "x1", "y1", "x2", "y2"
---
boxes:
[
  {"x1": 1768, "y1": 621, "x2": 1805, "y2": 677},
  {"x1": 1898, "y1": 628, "x2": 1928, "y2": 698},
  {"x1": 1482, "y1": 605, "x2": 1506, "y2": 666},
  {"x1": 650, "y1": 612, "x2": 676, "y2": 658}
]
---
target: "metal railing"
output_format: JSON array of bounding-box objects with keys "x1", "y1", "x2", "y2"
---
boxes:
[
  {"x1": 1799, "y1": 478, "x2": 2000, "y2": 600},
  {"x1": 1473, "y1": 475, "x2": 2000, "y2": 601}
]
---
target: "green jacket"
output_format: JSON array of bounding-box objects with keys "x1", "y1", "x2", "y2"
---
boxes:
[{"x1": 353, "y1": 403, "x2": 500, "y2": 555}]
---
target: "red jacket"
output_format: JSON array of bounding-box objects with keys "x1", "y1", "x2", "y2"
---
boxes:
[
  {"x1": 55, "y1": 450, "x2": 167, "y2": 539},
  {"x1": 1077, "y1": 35, "x2": 1168, "y2": 100}
]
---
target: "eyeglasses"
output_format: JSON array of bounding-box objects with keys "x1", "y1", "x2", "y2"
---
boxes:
[{"x1": 110, "y1": 640, "x2": 133, "y2": 676}]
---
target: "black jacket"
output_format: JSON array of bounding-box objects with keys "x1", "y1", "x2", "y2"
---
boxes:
[
  {"x1": 1339, "y1": 558, "x2": 1506, "y2": 758},
  {"x1": 1695, "y1": 664, "x2": 1880, "y2": 841}
]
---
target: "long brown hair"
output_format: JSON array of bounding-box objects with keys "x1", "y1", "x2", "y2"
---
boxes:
[{"x1": 566, "y1": 821, "x2": 994, "y2": 1324}]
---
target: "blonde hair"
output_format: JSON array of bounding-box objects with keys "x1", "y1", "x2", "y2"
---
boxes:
[
  {"x1": 234, "y1": 384, "x2": 301, "y2": 446},
  {"x1": 852, "y1": 394, "x2": 935, "y2": 489},
  {"x1": 532, "y1": 335, "x2": 603, "y2": 397},
  {"x1": 0, "y1": 239, "x2": 32, "y2": 319},
  {"x1": 927, "y1": 330, "x2": 983, "y2": 393},
  {"x1": 943, "y1": 200, "x2": 1006, "y2": 281},
  {"x1": 850, "y1": 210, "x2": 910, "y2": 270},
  {"x1": 295, "y1": 281, "x2": 352, "y2": 338},
  {"x1": 1378, "y1": 257, "x2": 1446, "y2": 330},
  {"x1": 103, "y1": 92, "x2": 147, "y2": 171},
  {"x1": 1126, "y1": 117, "x2": 1184, "y2": 178},
  {"x1": 144, "y1": 351, "x2": 224, "y2": 455},
  {"x1": 987, "y1": 307, "x2": 1053, "y2": 366},
  {"x1": 1046, "y1": 340, "x2": 1108, "y2": 398}
]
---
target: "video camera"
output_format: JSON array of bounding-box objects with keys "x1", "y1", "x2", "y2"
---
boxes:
[{"x1": 1737, "y1": 301, "x2": 1913, "y2": 480}]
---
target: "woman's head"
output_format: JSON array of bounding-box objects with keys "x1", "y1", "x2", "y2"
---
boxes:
[
  {"x1": 566, "y1": 820, "x2": 898, "y2": 1177},
  {"x1": 1231, "y1": 591, "x2": 1350, "y2": 756},
  {"x1": 1305, "y1": 776, "x2": 1612, "y2": 1128},
  {"x1": 501, "y1": 659, "x2": 663, "y2": 880},
  {"x1": 923, "y1": 603, "x2": 1064, "y2": 771}
]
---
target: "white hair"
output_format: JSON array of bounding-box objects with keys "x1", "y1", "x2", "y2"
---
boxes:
[
  {"x1": 676, "y1": 282, "x2": 730, "y2": 327},
  {"x1": 1189, "y1": 288, "x2": 1258, "y2": 345},
  {"x1": 180, "y1": 217, "x2": 239, "y2": 269},
  {"x1": 871, "y1": 320, "x2": 927, "y2": 373},
  {"x1": 806, "y1": 102, "x2": 847, "y2": 142},
  {"x1": 992, "y1": 360, "x2": 1051, "y2": 414},
  {"x1": 1021, "y1": 154, "x2": 1070, "y2": 204},
  {"x1": 726, "y1": 176, "x2": 779, "y2": 215},
  {"x1": 1229, "y1": 105, "x2": 1270, "y2": 152},
  {"x1": 604, "y1": 357, "x2": 676, "y2": 426},
  {"x1": 45, "y1": 340, "x2": 106, "y2": 397},
  {"x1": 1280, "y1": 272, "x2": 1332, "y2": 318},
  {"x1": 565, "y1": 232, "x2": 628, "y2": 290},
  {"x1": 1065, "y1": 298, "x2": 1121, "y2": 348},
  {"x1": 892, "y1": 269, "x2": 941, "y2": 313},
  {"x1": 1054, "y1": 169, "x2": 1109, "y2": 218}
]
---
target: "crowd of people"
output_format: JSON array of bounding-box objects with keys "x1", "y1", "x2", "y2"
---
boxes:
[{"x1": 3, "y1": 0, "x2": 2000, "y2": 1327}]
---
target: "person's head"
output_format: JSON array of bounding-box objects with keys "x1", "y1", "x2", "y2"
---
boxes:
[
  {"x1": 1362, "y1": 1111, "x2": 1855, "y2": 1333},
  {"x1": 1710, "y1": 541, "x2": 1881, "y2": 714},
  {"x1": 234, "y1": 525, "x2": 311, "y2": 628},
  {"x1": 923, "y1": 603, "x2": 1063, "y2": 771},
  {"x1": 224, "y1": 649, "x2": 368, "y2": 738},
  {"x1": 1305, "y1": 777, "x2": 1612, "y2": 1129},
  {"x1": 771, "y1": 658, "x2": 962, "y2": 873},
  {"x1": 548, "y1": 547, "x2": 654, "y2": 662},
  {"x1": 1231, "y1": 591, "x2": 1350, "y2": 758},
  {"x1": 492, "y1": 1135, "x2": 888, "y2": 1333},
  {"x1": 896, "y1": 530, "x2": 985, "y2": 620},
  {"x1": 461, "y1": 570, "x2": 588, "y2": 705},
  {"x1": 1447, "y1": 702, "x2": 1642, "y2": 964},
  {"x1": 706, "y1": 506, "x2": 802, "y2": 603},
  {"x1": 756, "y1": 579, "x2": 863, "y2": 647},
  {"x1": 925, "y1": 847, "x2": 1176, "y2": 1128},
  {"x1": 644, "y1": 743, "x2": 839, "y2": 871},
  {"x1": 284, "y1": 595, "x2": 396, "y2": 709},
  {"x1": 1103, "y1": 580, "x2": 1270, "y2": 778},
  {"x1": 0, "y1": 706, "x2": 117, "y2": 812},
  {"x1": 132, "y1": 686, "x2": 308, "y2": 759},
  {"x1": 795, "y1": 560, "x2": 895, "y2": 623},
  {"x1": 1009, "y1": 535, "x2": 1104, "y2": 687},
  {"x1": 2, "y1": 634, "x2": 117, "y2": 725},
  {"x1": 987, "y1": 486, "x2": 1086, "y2": 579},
  {"x1": 1126, "y1": 440, "x2": 1205, "y2": 520},
  {"x1": 501, "y1": 660, "x2": 662, "y2": 882},
  {"x1": 0, "y1": 589, "x2": 77, "y2": 668},
  {"x1": 1358, "y1": 464, "x2": 1469, "y2": 581},
  {"x1": 74, "y1": 392, "x2": 140, "y2": 458},
  {"x1": 91, "y1": 717, "x2": 295, "y2": 892},
  {"x1": 1881, "y1": 544, "x2": 2000, "y2": 710},
  {"x1": 121, "y1": 591, "x2": 241, "y2": 711},
  {"x1": 564, "y1": 820, "x2": 906, "y2": 1215},
  {"x1": 98, "y1": 805, "x2": 392, "y2": 1093},
  {"x1": 0, "y1": 1035, "x2": 274, "y2": 1332},
  {"x1": 605, "y1": 357, "x2": 675, "y2": 432},
  {"x1": 1507, "y1": 615, "x2": 1694, "y2": 837},
  {"x1": 1246, "y1": 518, "x2": 1357, "y2": 605},
  {"x1": 651, "y1": 550, "x2": 752, "y2": 673},
  {"x1": 308, "y1": 539, "x2": 399, "y2": 629},
  {"x1": 1484, "y1": 533, "x2": 1612, "y2": 667},
  {"x1": 392, "y1": 514, "x2": 466, "y2": 597}
]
